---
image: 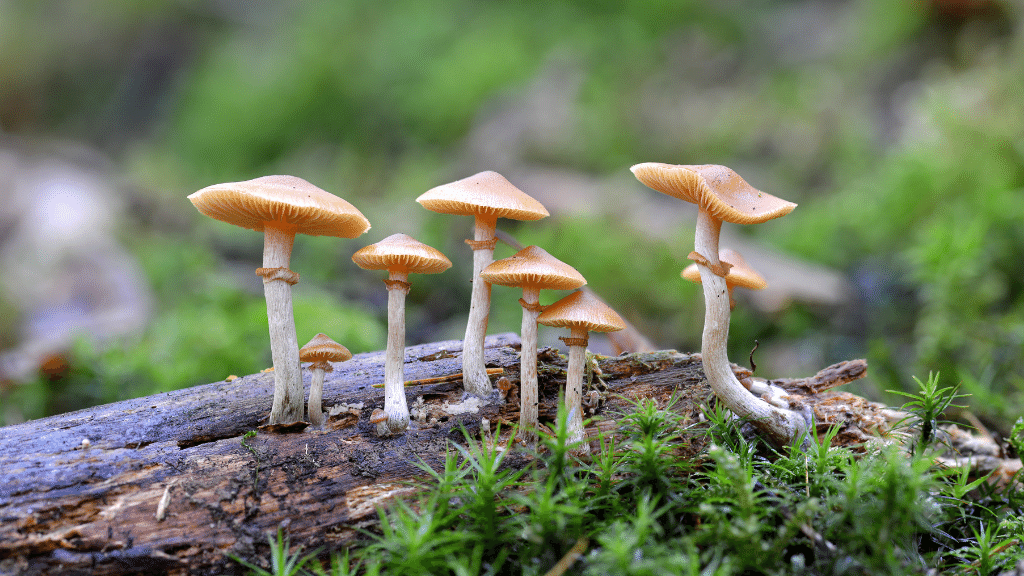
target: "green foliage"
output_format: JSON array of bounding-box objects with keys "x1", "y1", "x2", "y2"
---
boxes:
[
  {"x1": 889, "y1": 372, "x2": 967, "y2": 453},
  {"x1": 239, "y1": 397, "x2": 1024, "y2": 576}
]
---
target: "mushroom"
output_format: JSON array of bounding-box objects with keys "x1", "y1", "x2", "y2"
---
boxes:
[
  {"x1": 480, "y1": 245, "x2": 586, "y2": 443},
  {"x1": 537, "y1": 290, "x2": 625, "y2": 453},
  {"x1": 681, "y1": 247, "x2": 766, "y2": 311},
  {"x1": 416, "y1": 171, "x2": 549, "y2": 397},
  {"x1": 631, "y1": 163, "x2": 806, "y2": 447},
  {"x1": 189, "y1": 175, "x2": 370, "y2": 424},
  {"x1": 369, "y1": 408, "x2": 389, "y2": 437},
  {"x1": 352, "y1": 233, "x2": 452, "y2": 433},
  {"x1": 299, "y1": 333, "x2": 352, "y2": 428}
]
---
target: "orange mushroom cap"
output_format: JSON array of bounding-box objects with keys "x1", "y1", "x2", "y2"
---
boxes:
[
  {"x1": 480, "y1": 245, "x2": 586, "y2": 291},
  {"x1": 416, "y1": 171, "x2": 549, "y2": 222},
  {"x1": 631, "y1": 163, "x2": 795, "y2": 225},
  {"x1": 351, "y1": 233, "x2": 452, "y2": 275},
  {"x1": 188, "y1": 175, "x2": 371, "y2": 237},
  {"x1": 681, "y1": 248, "x2": 767, "y2": 290},
  {"x1": 538, "y1": 290, "x2": 626, "y2": 333}
]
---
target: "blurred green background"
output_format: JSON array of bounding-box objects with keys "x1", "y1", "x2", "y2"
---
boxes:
[{"x1": 1, "y1": 0, "x2": 1021, "y2": 435}]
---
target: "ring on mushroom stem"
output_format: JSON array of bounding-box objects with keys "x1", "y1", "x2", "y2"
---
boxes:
[
  {"x1": 188, "y1": 175, "x2": 369, "y2": 425},
  {"x1": 353, "y1": 234, "x2": 451, "y2": 434},
  {"x1": 481, "y1": 245, "x2": 586, "y2": 445},
  {"x1": 633, "y1": 162, "x2": 807, "y2": 447},
  {"x1": 416, "y1": 171, "x2": 548, "y2": 397}
]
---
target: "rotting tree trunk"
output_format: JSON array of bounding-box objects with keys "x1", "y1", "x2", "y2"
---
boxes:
[{"x1": 1, "y1": 333, "x2": 877, "y2": 576}]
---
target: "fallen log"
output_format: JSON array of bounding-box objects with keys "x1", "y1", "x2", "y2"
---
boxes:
[{"x1": 1, "y1": 333, "x2": 878, "y2": 575}]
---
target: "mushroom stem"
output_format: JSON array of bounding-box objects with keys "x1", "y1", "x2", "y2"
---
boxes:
[
  {"x1": 384, "y1": 270, "x2": 411, "y2": 433},
  {"x1": 562, "y1": 326, "x2": 589, "y2": 453},
  {"x1": 518, "y1": 285, "x2": 541, "y2": 443},
  {"x1": 693, "y1": 210, "x2": 807, "y2": 446},
  {"x1": 462, "y1": 216, "x2": 498, "y2": 396},
  {"x1": 307, "y1": 362, "x2": 329, "y2": 427},
  {"x1": 263, "y1": 224, "x2": 303, "y2": 425}
]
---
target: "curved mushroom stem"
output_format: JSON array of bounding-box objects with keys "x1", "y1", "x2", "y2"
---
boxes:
[
  {"x1": 263, "y1": 224, "x2": 304, "y2": 425},
  {"x1": 694, "y1": 209, "x2": 807, "y2": 447},
  {"x1": 307, "y1": 362, "x2": 330, "y2": 428},
  {"x1": 518, "y1": 285, "x2": 542, "y2": 444},
  {"x1": 384, "y1": 270, "x2": 411, "y2": 433},
  {"x1": 562, "y1": 327, "x2": 590, "y2": 454},
  {"x1": 462, "y1": 216, "x2": 498, "y2": 396}
]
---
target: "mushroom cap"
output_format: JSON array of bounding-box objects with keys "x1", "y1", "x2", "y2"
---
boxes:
[
  {"x1": 416, "y1": 171, "x2": 550, "y2": 222},
  {"x1": 630, "y1": 163, "x2": 796, "y2": 224},
  {"x1": 480, "y1": 245, "x2": 586, "y2": 291},
  {"x1": 188, "y1": 175, "x2": 371, "y2": 237},
  {"x1": 299, "y1": 333, "x2": 353, "y2": 363},
  {"x1": 351, "y1": 233, "x2": 452, "y2": 274},
  {"x1": 369, "y1": 408, "x2": 388, "y2": 424},
  {"x1": 681, "y1": 248, "x2": 767, "y2": 290},
  {"x1": 538, "y1": 290, "x2": 626, "y2": 333}
]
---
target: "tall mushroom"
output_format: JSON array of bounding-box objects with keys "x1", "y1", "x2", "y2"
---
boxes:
[
  {"x1": 681, "y1": 247, "x2": 766, "y2": 311},
  {"x1": 538, "y1": 290, "x2": 625, "y2": 453},
  {"x1": 480, "y1": 245, "x2": 586, "y2": 443},
  {"x1": 352, "y1": 233, "x2": 451, "y2": 433},
  {"x1": 416, "y1": 171, "x2": 549, "y2": 397},
  {"x1": 631, "y1": 163, "x2": 806, "y2": 446},
  {"x1": 189, "y1": 175, "x2": 370, "y2": 424},
  {"x1": 299, "y1": 333, "x2": 352, "y2": 428}
]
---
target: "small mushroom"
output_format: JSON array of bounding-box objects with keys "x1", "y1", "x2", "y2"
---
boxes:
[
  {"x1": 681, "y1": 248, "x2": 766, "y2": 311},
  {"x1": 189, "y1": 176, "x2": 370, "y2": 424},
  {"x1": 369, "y1": 408, "x2": 389, "y2": 437},
  {"x1": 480, "y1": 245, "x2": 586, "y2": 443},
  {"x1": 538, "y1": 290, "x2": 625, "y2": 453},
  {"x1": 352, "y1": 234, "x2": 451, "y2": 433},
  {"x1": 632, "y1": 163, "x2": 805, "y2": 446},
  {"x1": 299, "y1": 334, "x2": 352, "y2": 428},
  {"x1": 416, "y1": 172, "x2": 549, "y2": 397}
]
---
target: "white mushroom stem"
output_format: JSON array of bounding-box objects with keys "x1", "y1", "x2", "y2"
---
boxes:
[
  {"x1": 694, "y1": 209, "x2": 807, "y2": 446},
  {"x1": 384, "y1": 270, "x2": 411, "y2": 433},
  {"x1": 307, "y1": 361, "x2": 331, "y2": 427},
  {"x1": 462, "y1": 216, "x2": 498, "y2": 396},
  {"x1": 262, "y1": 224, "x2": 304, "y2": 425},
  {"x1": 518, "y1": 285, "x2": 541, "y2": 443},
  {"x1": 561, "y1": 327, "x2": 589, "y2": 453}
]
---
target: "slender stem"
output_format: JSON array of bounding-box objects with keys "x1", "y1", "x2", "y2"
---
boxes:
[
  {"x1": 308, "y1": 366, "x2": 325, "y2": 427},
  {"x1": 462, "y1": 216, "x2": 498, "y2": 396},
  {"x1": 518, "y1": 286, "x2": 541, "y2": 443},
  {"x1": 564, "y1": 327, "x2": 589, "y2": 453},
  {"x1": 694, "y1": 209, "x2": 806, "y2": 446},
  {"x1": 263, "y1": 224, "x2": 303, "y2": 425},
  {"x1": 384, "y1": 270, "x2": 411, "y2": 433}
]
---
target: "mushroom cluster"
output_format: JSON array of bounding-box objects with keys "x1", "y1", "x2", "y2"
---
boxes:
[{"x1": 188, "y1": 164, "x2": 807, "y2": 449}]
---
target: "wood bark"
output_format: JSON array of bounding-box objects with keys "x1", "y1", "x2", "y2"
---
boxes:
[{"x1": 1, "y1": 333, "x2": 877, "y2": 576}]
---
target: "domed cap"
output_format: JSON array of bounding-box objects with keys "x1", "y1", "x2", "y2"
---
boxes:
[
  {"x1": 538, "y1": 290, "x2": 626, "y2": 333},
  {"x1": 351, "y1": 233, "x2": 452, "y2": 275},
  {"x1": 630, "y1": 163, "x2": 796, "y2": 225},
  {"x1": 416, "y1": 171, "x2": 549, "y2": 221},
  {"x1": 480, "y1": 245, "x2": 586, "y2": 291},
  {"x1": 188, "y1": 175, "x2": 371, "y2": 237},
  {"x1": 299, "y1": 333, "x2": 353, "y2": 364},
  {"x1": 681, "y1": 248, "x2": 767, "y2": 290}
]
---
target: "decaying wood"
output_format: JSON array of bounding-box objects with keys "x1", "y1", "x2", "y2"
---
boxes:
[{"x1": 0, "y1": 332, "x2": 940, "y2": 576}]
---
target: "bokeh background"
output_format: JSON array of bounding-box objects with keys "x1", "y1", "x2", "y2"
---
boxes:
[{"x1": 1, "y1": 0, "x2": 1022, "y2": 436}]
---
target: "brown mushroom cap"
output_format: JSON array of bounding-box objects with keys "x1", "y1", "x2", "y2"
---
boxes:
[
  {"x1": 480, "y1": 245, "x2": 586, "y2": 291},
  {"x1": 188, "y1": 175, "x2": 371, "y2": 237},
  {"x1": 369, "y1": 408, "x2": 387, "y2": 424},
  {"x1": 416, "y1": 171, "x2": 549, "y2": 221},
  {"x1": 351, "y1": 233, "x2": 452, "y2": 275},
  {"x1": 538, "y1": 290, "x2": 626, "y2": 333},
  {"x1": 630, "y1": 163, "x2": 796, "y2": 225},
  {"x1": 299, "y1": 333, "x2": 353, "y2": 364},
  {"x1": 681, "y1": 248, "x2": 767, "y2": 290}
]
